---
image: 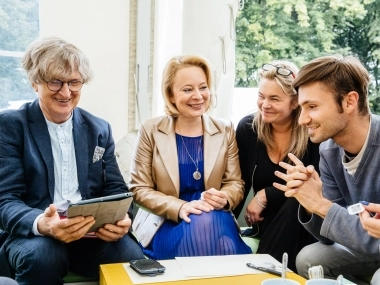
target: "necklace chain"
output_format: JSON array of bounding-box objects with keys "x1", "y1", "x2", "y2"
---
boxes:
[{"x1": 177, "y1": 123, "x2": 203, "y2": 180}]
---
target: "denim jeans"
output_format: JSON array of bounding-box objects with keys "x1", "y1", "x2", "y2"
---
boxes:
[
  {"x1": 4, "y1": 234, "x2": 144, "y2": 285},
  {"x1": 296, "y1": 242, "x2": 380, "y2": 279}
]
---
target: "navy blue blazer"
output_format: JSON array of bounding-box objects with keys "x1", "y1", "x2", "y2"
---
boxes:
[{"x1": 0, "y1": 99, "x2": 128, "y2": 238}]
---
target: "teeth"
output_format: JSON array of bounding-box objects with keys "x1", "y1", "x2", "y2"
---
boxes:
[
  {"x1": 57, "y1": 99, "x2": 70, "y2": 103},
  {"x1": 191, "y1": 104, "x2": 202, "y2": 107}
]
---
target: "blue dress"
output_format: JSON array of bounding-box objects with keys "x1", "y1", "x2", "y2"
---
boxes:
[{"x1": 141, "y1": 134, "x2": 252, "y2": 259}]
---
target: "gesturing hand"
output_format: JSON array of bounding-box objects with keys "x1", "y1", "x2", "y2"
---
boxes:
[
  {"x1": 274, "y1": 153, "x2": 314, "y2": 197},
  {"x1": 273, "y1": 153, "x2": 332, "y2": 218}
]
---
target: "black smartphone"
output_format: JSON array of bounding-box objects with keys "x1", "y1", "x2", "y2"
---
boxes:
[
  {"x1": 130, "y1": 259, "x2": 166, "y2": 276},
  {"x1": 246, "y1": 263, "x2": 281, "y2": 276}
]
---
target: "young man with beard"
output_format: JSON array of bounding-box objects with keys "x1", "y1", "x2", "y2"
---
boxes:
[{"x1": 273, "y1": 55, "x2": 380, "y2": 283}]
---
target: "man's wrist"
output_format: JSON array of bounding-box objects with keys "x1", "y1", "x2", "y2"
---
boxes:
[
  {"x1": 314, "y1": 199, "x2": 333, "y2": 218},
  {"x1": 33, "y1": 213, "x2": 44, "y2": 236}
]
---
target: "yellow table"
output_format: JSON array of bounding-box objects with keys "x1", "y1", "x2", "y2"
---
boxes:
[{"x1": 100, "y1": 263, "x2": 306, "y2": 285}]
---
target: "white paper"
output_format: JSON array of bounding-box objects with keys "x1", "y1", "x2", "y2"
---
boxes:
[
  {"x1": 175, "y1": 254, "x2": 282, "y2": 277},
  {"x1": 123, "y1": 260, "x2": 212, "y2": 284},
  {"x1": 123, "y1": 254, "x2": 287, "y2": 284}
]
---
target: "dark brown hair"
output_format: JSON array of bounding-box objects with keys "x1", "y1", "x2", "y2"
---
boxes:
[{"x1": 293, "y1": 55, "x2": 370, "y2": 116}]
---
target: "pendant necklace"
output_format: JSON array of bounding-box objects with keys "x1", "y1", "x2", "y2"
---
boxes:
[{"x1": 177, "y1": 124, "x2": 203, "y2": 180}]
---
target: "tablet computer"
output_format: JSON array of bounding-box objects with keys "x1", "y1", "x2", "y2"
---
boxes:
[
  {"x1": 69, "y1": 192, "x2": 133, "y2": 206},
  {"x1": 67, "y1": 192, "x2": 133, "y2": 232}
]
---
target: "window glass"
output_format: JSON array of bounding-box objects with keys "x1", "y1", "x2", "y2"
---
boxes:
[{"x1": 0, "y1": 0, "x2": 39, "y2": 111}]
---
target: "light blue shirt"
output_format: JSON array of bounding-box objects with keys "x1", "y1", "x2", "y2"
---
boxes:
[{"x1": 32, "y1": 114, "x2": 81, "y2": 235}]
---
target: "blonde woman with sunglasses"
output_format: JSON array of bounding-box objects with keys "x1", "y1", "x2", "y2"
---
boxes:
[{"x1": 233, "y1": 61, "x2": 320, "y2": 272}]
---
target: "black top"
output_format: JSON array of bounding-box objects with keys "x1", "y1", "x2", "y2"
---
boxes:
[
  {"x1": 233, "y1": 114, "x2": 320, "y2": 218},
  {"x1": 233, "y1": 114, "x2": 320, "y2": 271}
]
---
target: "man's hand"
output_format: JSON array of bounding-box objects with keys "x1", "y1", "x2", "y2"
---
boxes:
[
  {"x1": 38, "y1": 204, "x2": 95, "y2": 243},
  {"x1": 273, "y1": 153, "x2": 333, "y2": 218},
  {"x1": 95, "y1": 213, "x2": 132, "y2": 241},
  {"x1": 200, "y1": 188, "x2": 228, "y2": 210},
  {"x1": 359, "y1": 203, "x2": 380, "y2": 238},
  {"x1": 179, "y1": 200, "x2": 214, "y2": 223}
]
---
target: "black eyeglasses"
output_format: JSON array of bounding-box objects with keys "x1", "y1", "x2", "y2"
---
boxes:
[
  {"x1": 43, "y1": 79, "x2": 84, "y2": 92},
  {"x1": 262, "y1": 63, "x2": 295, "y2": 78}
]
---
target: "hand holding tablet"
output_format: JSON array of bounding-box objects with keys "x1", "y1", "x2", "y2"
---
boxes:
[{"x1": 68, "y1": 192, "x2": 134, "y2": 232}]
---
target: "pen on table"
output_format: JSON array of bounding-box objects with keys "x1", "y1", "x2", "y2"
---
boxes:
[{"x1": 246, "y1": 263, "x2": 281, "y2": 277}]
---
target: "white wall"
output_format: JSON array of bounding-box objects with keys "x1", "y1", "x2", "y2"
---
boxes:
[
  {"x1": 153, "y1": 0, "x2": 238, "y2": 120},
  {"x1": 39, "y1": 0, "x2": 239, "y2": 141},
  {"x1": 152, "y1": 0, "x2": 183, "y2": 118},
  {"x1": 181, "y1": 0, "x2": 238, "y2": 120},
  {"x1": 39, "y1": 0, "x2": 130, "y2": 142}
]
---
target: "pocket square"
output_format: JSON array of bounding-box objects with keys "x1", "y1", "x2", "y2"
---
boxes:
[{"x1": 93, "y1": 146, "x2": 105, "y2": 163}]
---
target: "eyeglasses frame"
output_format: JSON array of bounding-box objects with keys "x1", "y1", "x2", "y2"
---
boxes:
[{"x1": 43, "y1": 79, "x2": 84, "y2": 92}]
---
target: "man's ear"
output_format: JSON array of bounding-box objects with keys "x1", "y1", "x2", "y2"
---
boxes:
[
  {"x1": 344, "y1": 91, "x2": 359, "y2": 113},
  {"x1": 31, "y1": 83, "x2": 38, "y2": 92}
]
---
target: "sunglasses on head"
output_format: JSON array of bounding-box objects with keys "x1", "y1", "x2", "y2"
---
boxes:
[{"x1": 262, "y1": 63, "x2": 295, "y2": 78}]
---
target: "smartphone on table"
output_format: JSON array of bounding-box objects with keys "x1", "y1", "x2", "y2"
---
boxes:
[{"x1": 129, "y1": 259, "x2": 166, "y2": 276}]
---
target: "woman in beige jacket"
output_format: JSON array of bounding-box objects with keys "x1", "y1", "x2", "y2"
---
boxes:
[{"x1": 129, "y1": 55, "x2": 251, "y2": 259}]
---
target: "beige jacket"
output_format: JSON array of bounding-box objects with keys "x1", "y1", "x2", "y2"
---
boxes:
[{"x1": 129, "y1": 114, "x2": 244, "y2": 223}]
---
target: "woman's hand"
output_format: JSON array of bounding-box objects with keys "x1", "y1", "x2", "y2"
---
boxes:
[
  {"x1": 244, "y1": 189, "x2": 266, "y2": 226},
  {"x1": 179, "y1": 200, "x2": 214, "y2": 223},
  {"x1": 200, "y1": 188, "x2": 228, "y2": 210}
]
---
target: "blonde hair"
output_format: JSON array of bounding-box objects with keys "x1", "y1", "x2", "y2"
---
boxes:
[
  {"x1": 162, "y1": 55, "x2": 215, "y2": 117},
  {"x1": 22, "y1": 36, "x2": 93, "y2": 84},
  {"x1": 253, "y1": 60, "x2": 309, "y2": 163}
]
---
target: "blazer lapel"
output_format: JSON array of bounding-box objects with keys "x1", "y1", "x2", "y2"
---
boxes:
[
  {"x1": 28, "y1": 100, "x2": 55, "y2": 201},
  {"x1": 202, "y1": 114, "x2": 224, "y2": 183},
  {"x1": 72, "y1": 109, "x2": 89, "y2": 197},
  {"x1": 153, "y1": 117, "x2": 180, "y2": 193}
]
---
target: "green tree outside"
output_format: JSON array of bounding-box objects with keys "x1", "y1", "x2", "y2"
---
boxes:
[
  {"x1": 0, "y1": 0, "x2": 39, "y2": 110},
  {"x1": 235, "y1": 0, "x2": 380, "y2": 113}
]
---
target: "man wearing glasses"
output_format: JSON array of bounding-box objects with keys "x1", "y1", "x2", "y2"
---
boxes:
[{"x1": 0, "y1": 37, "x2": 144, "y2": 285}]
